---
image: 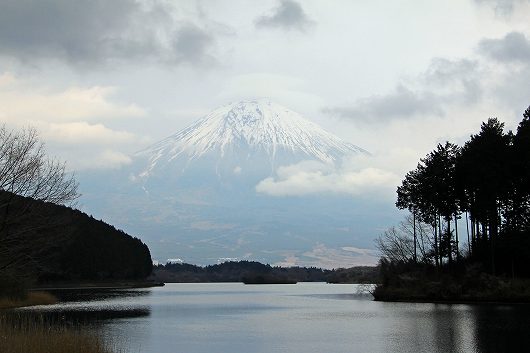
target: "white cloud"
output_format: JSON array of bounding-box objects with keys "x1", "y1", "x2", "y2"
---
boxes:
[
  {"x1": 44, "y1": 122, "x2": 137, "y2": 144},
  {"x1": 47, "y1": 148, "x2": 133, "y2": 171},
  {"x1": 40, "y1": 121, "x2": 144, "y2": 170},
  {"x1": 274, "y1": 254, "x2": 300, "y2": 267},
  {"x1": 301, "y1": 243, "x2": 379, "y2": 269},
  {"x1": 341, "y1": 246, "x2": 379, "y2": 256},
  {"x1": 218, "y1": 73, "x2": 324, "y2": 114},
  {"x1": 0, "y1": 72, "x2": 147, "y2": 170},
  {"x1": 0, "y1": 75, "x2": 144, "y2": 123},
  {"x1": 96, "y1": 150, "x2": 133, "y2": 169},
  {"x1": 256, "y1": 159, "x2": 399, "y2": 197}
]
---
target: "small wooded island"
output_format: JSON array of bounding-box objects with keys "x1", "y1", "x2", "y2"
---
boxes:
[{"x1": 373, "y1": 106, "x2": 530, "y2": 303}]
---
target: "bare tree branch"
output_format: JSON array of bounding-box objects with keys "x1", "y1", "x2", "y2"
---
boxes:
[{"x1": 0, "y1": 124, "x2": 80, "y2": 282}]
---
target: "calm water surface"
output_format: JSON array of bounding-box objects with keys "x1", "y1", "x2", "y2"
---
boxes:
[{"x1": 19, "y1": 283, "x2": 530, "y2": 353}]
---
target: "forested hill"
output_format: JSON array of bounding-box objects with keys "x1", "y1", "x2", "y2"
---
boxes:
[
  {"x1": 0, "y1": 190, "x2": 153, "y2": 283},
  {"x1": 152, "y1": 261, "x2": 379, "y2": 284}
]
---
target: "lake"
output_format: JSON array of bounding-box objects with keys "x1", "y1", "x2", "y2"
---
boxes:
[{"x1": 18, "y1": 283, "x2": 530, "y2": 353}]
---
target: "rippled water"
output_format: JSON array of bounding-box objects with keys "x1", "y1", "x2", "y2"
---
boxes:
[{"x1": 17, "y1": 283, "x2": 530, "y2": 353}]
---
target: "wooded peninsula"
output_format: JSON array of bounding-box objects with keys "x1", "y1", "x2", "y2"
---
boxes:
[{"x1": 373, "y1": 106, "x2": 530, "y2": 303}]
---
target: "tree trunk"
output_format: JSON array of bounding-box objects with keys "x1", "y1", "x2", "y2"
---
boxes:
[
  {"x1": 438, "y1": 215, "x2": 443, "y2": 265},
  {"x1": 434, "y1": 220, "x2": 439, "y2": 268},
  {"x1": 454, "y1": 213, "x2": 459, "y2": 262},
  {"x1": 413, "y1": 211, "x2": 417, "y2": 264},
  {"x1": 447, "y1": 218, "x2": 452, "y2": 265},
  {"x1": 466, "y1": 211, "x2": 471, "y2": 256},
  {"x1": 490, "y1": 213, "x2": 496, "y2": 276}
]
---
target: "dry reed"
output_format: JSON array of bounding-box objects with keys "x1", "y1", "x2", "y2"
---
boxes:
[{"x1": 0, "y1": 313, "x2": 117, "y2": 353}]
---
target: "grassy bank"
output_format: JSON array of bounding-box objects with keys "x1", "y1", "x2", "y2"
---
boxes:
[
  {"x1": 0, "y1": 292, "x2": 57, "y2": 310},
  {"x1": 0, "y1": 313, "x2": 116, "y2": 353}
]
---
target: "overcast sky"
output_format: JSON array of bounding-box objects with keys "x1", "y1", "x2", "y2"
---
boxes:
[{"x1": 1, "y1": 0, "x2": 529, "y2": 197}]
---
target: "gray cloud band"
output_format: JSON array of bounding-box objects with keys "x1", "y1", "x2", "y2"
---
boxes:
[
  {"x1": 479, "y1": 31, "x2": 530, "y2": 62},
  {"x1": 474, "y1": 0, "x2": 529, "y2": 16},
  {"x1": 255, "y1": 0, "x2": 315, "y2": 32},
  {"x1": 0, "y1": 0, "x2": 218, "y2": 67},
  {"x1": 322, "y1": 59, "x2": 482, "y2": 123}
]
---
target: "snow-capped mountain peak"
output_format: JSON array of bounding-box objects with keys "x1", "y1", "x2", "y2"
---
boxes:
[{"x1": 137, "y1": 100, "x2": 366, "y2": 176}]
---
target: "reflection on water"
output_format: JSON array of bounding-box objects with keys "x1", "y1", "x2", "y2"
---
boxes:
[
  {"x1": 14, "y1": 283, "x2": 530, "y2": 353},
  {"x1": 474, "y1": 305, "x2": 530, "y2": 353},
  {"x1": 10, "y1": 288, "x2": 152, "y2": 327},
  {"x1": 3, "y1": 307, "x2": 150, "y2": 326}
]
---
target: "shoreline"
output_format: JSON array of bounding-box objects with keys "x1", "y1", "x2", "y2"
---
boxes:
[
  {"x1": 1, "y1": 281, "x2": 164, "y2": 310},
  {"x1": 372, "y1": 269, "x2": 530, "y2": 306},
  {"x1": 0, "y1": 291, "x2": 57, "y2": 310},
  {"x1": 30, "y1": 281, "x2": 165, "y2": 291},
  {"x1": 372, "y1": 281, "x2": 530, "y2": 306},
  {"x1": 373, "y1": 295, "x2": 530, "y2": 306}
]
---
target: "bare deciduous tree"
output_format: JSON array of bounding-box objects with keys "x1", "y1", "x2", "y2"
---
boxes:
[
  {"x1": 375, "y1": 226, "x2": 414, "y2": 263},
  {"x1": 376, "y1": 214, "x2": 436, "y2": 264},
  {"x1": 0, "y1": 125, "x2": 79, "y2": 287},
  {"x1": 0, "y1": 126, "x2": 78, "y2": 205}
]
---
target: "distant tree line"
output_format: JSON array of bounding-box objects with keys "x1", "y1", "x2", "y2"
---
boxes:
[
  {"x1": 153, "y1": 260, "x2": 379, "y2": 284},
  {"x1": 381, "y1": 106, "x2": 530, "y2": 278}
]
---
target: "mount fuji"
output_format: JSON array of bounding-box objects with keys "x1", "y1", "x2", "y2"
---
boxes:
[
  {"x1": 135, "y1": 100, "x2": 366, "y2": 184},
  {"x1": 79, "y1": 100, "x2": 392, "y2": 268}
]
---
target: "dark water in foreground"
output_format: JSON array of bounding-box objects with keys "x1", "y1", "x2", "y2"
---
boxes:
[{"x1": 17, "y1": 283, "x2": 530, "y2": 353}]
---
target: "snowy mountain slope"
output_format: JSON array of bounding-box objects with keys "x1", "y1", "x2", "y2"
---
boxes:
[{"x1": 136, "y1": 100, "x2": 367, "y2": 179}]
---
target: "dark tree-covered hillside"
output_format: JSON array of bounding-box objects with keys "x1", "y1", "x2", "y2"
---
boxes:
[{"x1": 0, "y1": 190, "x2": 153, "y2": 283}]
